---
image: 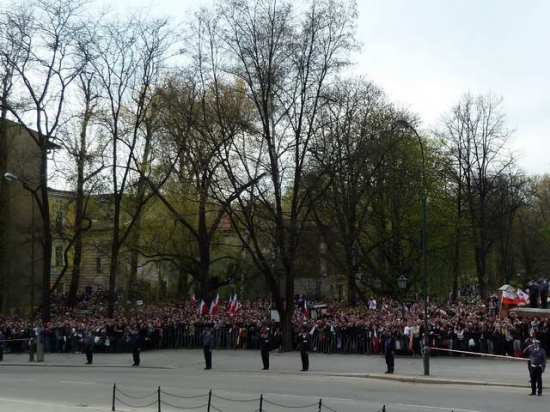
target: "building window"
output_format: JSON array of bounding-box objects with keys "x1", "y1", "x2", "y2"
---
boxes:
[
  {"x1": 55, "y1": 245, "x2": 63, "y2": 267},
  {"x1": 55, "y1": 211, "x2": 63, "y2": 233}
]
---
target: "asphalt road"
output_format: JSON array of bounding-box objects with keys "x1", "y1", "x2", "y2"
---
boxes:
[{"x1": 0, "y1": 349, "x2": 547, "y2": 412}]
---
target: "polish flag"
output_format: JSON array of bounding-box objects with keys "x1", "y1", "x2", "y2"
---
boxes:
[
  {"x1": 229, "y1": 293, "x2": 238, "y2": 314},
  {"x1": 226, "y1": 295, "x2": 234, "y2": 313},
  {"x1": 191, "y1": 294, "x2": 197, "y2": 306},
  {"x1": 517, "y1": 289, "x2": 530, "y2": 305},
  {"x1": 210, "y1": 294, "x2": 220, "y2": 315},
  {"x1": 232, "y1": 295, "x2": 240, "y2": 314},
  {"x1": 199, "y1": 299, "x2": 209, "y2": 315},
  {"x1": 501, "y1": 290, "x2": 520, "y2": 305},
  {"x1": 301, "y1": 298, "x2": 309, "y2": 319}
]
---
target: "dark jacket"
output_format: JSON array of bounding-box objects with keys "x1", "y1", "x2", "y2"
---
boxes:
[
  {"x1": 202, "y1": 332, "x2": 214, "y2": 349},
  {"x1": 299, "y1": 333, "x2": 310, "y2": 353}
]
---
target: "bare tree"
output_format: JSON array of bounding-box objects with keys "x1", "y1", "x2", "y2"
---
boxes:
[
  {"x1": 0, "y1": 0, "x2": 87, "y2": 320},
  {"x1": 53, "y1": 66, "x2": 106, "y2": 306},
  {"x1": 306, "y1": 78, "x2": 403, "y2": 305},
  {"x1": 88, "y1": 15, "x2": 175, "y2": 317},
  {"x1": 209, "y1": 0, "x2": 357, "y2": 350},
  {"x1": 439, "y1": 93, "x2": 522, "y2": 297}
]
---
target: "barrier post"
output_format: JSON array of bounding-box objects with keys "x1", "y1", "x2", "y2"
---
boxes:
[
  {"x1": 259, "y1": 394, "x2": 263, "y2": 412},
  {"x1": 318, "y1": 398, "x2": 322, "y2": 412},
  {"x1": 112, "y1": 384, "x2": 116, "y2": 411},
  {"x1": 207, "y1": 389, "x2": 212, "y2": 412},
  {"x1": 158, "y1": 386, "x2": 161, "y2": 412}
]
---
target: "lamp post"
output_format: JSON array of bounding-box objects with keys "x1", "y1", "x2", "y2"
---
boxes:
[
  {"x1": 395, "y1": 118, "x2": 429, "y2": 376},
  {"x1": 4, "y1": 172, "x2": 38, "y2": 324},
  {"x1": 397, "y1": 275, "x2": 407, "y2": 319},
  {"x1": 131, "y1": 281, "x2": 139, "y2": 326}
]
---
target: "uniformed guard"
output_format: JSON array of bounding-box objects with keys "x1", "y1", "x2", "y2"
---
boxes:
[
  {"x1": 383, "y1": 329, "x2": 396, "y2": 374},
  {"x1": 0, "y1": 327, "x2": 5, "y2": 361},
  {"x1": 202, "y1": 328, "x2": 214, "y2": 370},
  {"x1": 524, "y1": 339, "x2": 546, "y2": 396},
  {"x1": 260, "y1": 329, "x2": 272, "y2": 370},
  {"x1": 127, "y1": 327, "x2": 141, "y2": 367},
  {"x1": 84, "y1": 330, "x2": 95, "y2": 365},
  {"x1": 299, "y1": 330, "x2": 310, "y2": 371}
]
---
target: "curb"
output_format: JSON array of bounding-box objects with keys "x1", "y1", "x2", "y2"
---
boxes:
[
  {"x1": 0, "y1": 362, "x2": 174, "y2": 369},
  {"x1": 330, "y1": 372, "x2": 527, "y2": 388}
]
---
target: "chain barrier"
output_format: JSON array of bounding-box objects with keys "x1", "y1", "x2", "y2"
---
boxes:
[
  {"x1": 321, "y1": 404, "x2": 338, "y2": 412},
  {"x1": 160, "y1": 400, "x2": 209, "y2": 410},
  {"x1": 263, "y1": 399, "x2": 319, "y2": 409},
  {"x1": 116, "y1": 387, "x2": 157, "y2": 399},
  {"x1": 211, "y1": 393, "x2": 261, "y2": 402},
  {"x1": 114, "y1": 397, "x2": 158, "y2": 409},
  {"x1": 160, "y1": 390, "x2": 210, "y2": 399},
  {"x1": 111, "y1": 384, "x2": 387, "y2": 412}
]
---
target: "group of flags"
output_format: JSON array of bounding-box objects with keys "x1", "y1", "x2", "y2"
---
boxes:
[
  {"x1": 501, "y1": 289, "x2": 530, "y2": 306},
  {"x1": 193, "y1": 294, "x2": 240, "y2": 315}
]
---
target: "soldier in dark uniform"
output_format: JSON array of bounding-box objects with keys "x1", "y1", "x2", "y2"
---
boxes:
[
  {"x1": 202, "y1": 328, "x2": 214, "y2": 370},
  {"x1": 0, "y1": 327, "x2": 5, "y2": 361},
  {"x1": 127, "y1": 327, "x2": 141, "y2": 367},
  {"x1": 299, "y1": 330, "x2": 310, "y2": 371},
  {"x1": 84, "y1": 330, "x2": 95, "y2": 365},
  {"x1": 383, "y1": 329, "x2": 396, "y2": 374},
  {"x1": 260, "y1": 329, "x2": 272, "y2": 370},
  {"x1": 524, "y1": 339, "x2": 546, "y2": 396}
]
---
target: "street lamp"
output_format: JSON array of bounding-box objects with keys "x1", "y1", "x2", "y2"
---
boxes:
[
  {"x1": 131, "y1": 281, "x2": 139, "y2": 326},
  {"x1": 4, "y1": 172, "x2": 38, "y2": 324},
  {"x1": 395, "y1": 118, "x2": 429, "y2": 376},
  {"x1": 397, "y1": 275, "x2": 407, "y2": 319}
]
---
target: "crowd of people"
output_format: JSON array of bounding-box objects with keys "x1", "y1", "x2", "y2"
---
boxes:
[{"x1": 1, "y1": 285, "x2": 550, "y2": 363}]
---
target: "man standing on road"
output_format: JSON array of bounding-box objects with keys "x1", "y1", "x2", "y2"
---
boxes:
[
  {"x1": 524, "y1": 339, "x2": 546, "y2": 396},
  {"x1": 127, "y1": 327, "x2": 141, "y2": 367},
  {"x1": 0, "y1": 327, "x2": 5, "y2": 361},
  {"x1": 84, "y1": 329, "x2": 95, "y2": 365},
  {"x1": 202, "y1": 328, "x2": 214, "y2": 370},
  {"x1": 383, "y1": 329, "x2": 396, "y2": 374},
  {"x1": 299, "y1": 329, "x2": 310, "y2": 371},
  {"x1": 260, "y1": 329, "x2": 272, "y2": 370}
]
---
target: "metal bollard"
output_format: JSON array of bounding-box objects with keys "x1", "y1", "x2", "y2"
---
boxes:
[{"x1": 112, "y1": 383, "x2": 116, "y2": 411}]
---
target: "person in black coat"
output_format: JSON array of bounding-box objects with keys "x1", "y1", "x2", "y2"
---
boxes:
[
  {"x1": 127, "y1": 327, "x2": 141, "y2": 367},
  {"x1": 299, "y1": 330, "x2": 311, "y2": 371},
  {"x1": 260, "y1": 329, "x2": 272, "y2": 370},
  {"x1": 84, "y1": 330, "x2": 95, "y2": 365},
  {"x1": 524, "y1": 339, "x2": 547, "y2": 396},
  {"x1": 202, "y1": 328, "x2": 214, "y2": 370},
  {"x1": 383, "y1": 329, "x2": 396, "y2": 374}
]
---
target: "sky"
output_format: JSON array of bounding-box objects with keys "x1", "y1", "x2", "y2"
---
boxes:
[{"x1": 103, "y1": 0, "x2": 550, "y2": 175}]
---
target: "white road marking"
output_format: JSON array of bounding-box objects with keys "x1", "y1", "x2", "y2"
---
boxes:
[
  {"x1": 261, "y1": 392, "x2": 350, "y2": 401},
  {"x1": 398, "y1": 404, "x2": 482, "y2": 412}
]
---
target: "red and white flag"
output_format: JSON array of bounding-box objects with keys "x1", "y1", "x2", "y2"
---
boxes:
[
  {"x1": 191, "y1": 294, "x2": 197, "y2": 306},
  {"x1": 301, "y1": 298, "x2": 309, "y2": 319},
  {"x1": 199, "y1": 299, "x2": 209, "y2": 315},
  {"x1": 232, "y1": 294, "x2": 240, "y2": 314},
  {"x1": 226, "y1": 295, "x2": 234, "y2": 313},
  {"x1": 517, "y1": 289, "x2": 530, "y2": 305},
  {"x1": 210, "y1": 294, "x2": 220, "y2": 315},
  {"x1": 501, "y1": 290, "x2": 520, "y2": 305}
]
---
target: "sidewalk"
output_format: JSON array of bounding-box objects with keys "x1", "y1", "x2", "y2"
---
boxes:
[{"x1": 0, "y1": 348, "x2": 530, "y2": 388}]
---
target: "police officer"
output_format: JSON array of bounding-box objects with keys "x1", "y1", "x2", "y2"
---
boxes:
[
  {"x1": 383, "y1": 329, "x2": 396, "y2": 374},
  {"x1": 299, "y1": 330, "x2": 310, "y2": 371},
  {"x1": 202, "y1": 328, "x2": 214, "y2": 370},
  {"x1": 0, "y1": 327, "x2": 5, "y2": 361},
  {"x1": 127, "y1": 327, "x2": 141, "y2": 367},
  {"x1": 260, "y1": 329, "x2": 272, "y2": 370},
  {"x1": 524, "y1": 339, "x2": 546, "y2": 396},
  {"x1": 84, "y1": 330, "x2": 95, "y2": 365}
]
